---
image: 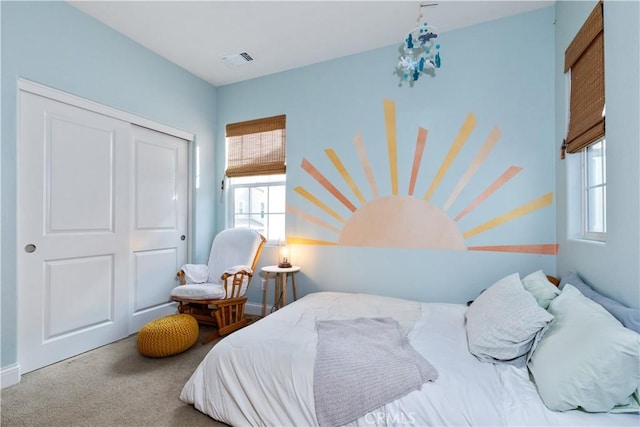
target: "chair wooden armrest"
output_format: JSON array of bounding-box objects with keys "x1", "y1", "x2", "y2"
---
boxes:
[
  {"x1": 176, "y1": 270, "x2": 187, "y2": 285},
  {"x1": 220, "y1": 269, "x2": 253, "y2": 299}
]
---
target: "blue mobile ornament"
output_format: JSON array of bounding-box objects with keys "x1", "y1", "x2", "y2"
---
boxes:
[{"x1": 396, "y1": 4, "x2": 442, "y2": 86}]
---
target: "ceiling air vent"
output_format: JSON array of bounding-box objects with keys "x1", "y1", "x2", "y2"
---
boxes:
[{"x1": 221, "y1": 52, "x2": 254, "y2": 67}]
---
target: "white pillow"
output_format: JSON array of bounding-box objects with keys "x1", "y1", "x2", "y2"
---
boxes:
[
  {"x1": 465, "y1": 273, "x2": 554, "y2": 365},
  {"x1": 522, "y1": 270, "x2": 560, "y2": 309},
  {"x1": 528, "y1": 285, "x2": 640, "y2": 413}
]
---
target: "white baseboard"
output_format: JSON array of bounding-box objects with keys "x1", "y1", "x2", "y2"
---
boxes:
[
  {"x1": 246, "y1": 301, "x2": 271, "y2": 316},
  {"x1": 1, "y1": 363, "x2": 20, "y2": 389}
]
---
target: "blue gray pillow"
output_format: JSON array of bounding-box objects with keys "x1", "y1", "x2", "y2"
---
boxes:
[
  {"x1": 560, "y1": 272, "x2": 640, "y2": 333},
  {"x1": 465, "y1": 273, "x2": 554, "y2": 366}
]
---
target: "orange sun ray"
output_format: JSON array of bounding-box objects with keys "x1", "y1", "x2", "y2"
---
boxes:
[
  {"x1": 468, "y1": 244, "x2": 559, "y2": 255},
  {"x1": 408, "y1": 127, "x2": 428, "y2": 196},
  {"x1": 294, "y1": 186, "x2": 347, "y2": 224},
  {"x1": 424, "y1": 112, "x2": 477, "y2": 201},
  {"x1": 287, "y1": 204, "x2": 342, "y2": 234},
  {"x1": 354, "y1": 132, "x2": 379, "y2": 198},
  {"x1": 443, "y1": 125, "x2": 501, "y2": 212},
  {"x1": 454, "y1": 166, "x2": 523, "y2": 222},
  {"x1": 463, "y1": 192, "x2": 553, "y2": 239},
  {"x1": 301, "y1": 158, "x2": 357, "y2": 212},
  {"x1": 383, "y1": 99, "x2": 399, "y2": 196},
  {"x1": 288, "y1": 237, "x2": 337, "y2": 246},
  {"x1": 325, "y1": 149, "x2": 367, "y2": 204}
]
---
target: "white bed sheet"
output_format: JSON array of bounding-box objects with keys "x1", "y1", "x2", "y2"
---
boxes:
[{"x1": 180, "y1": 291, "x2": 640, "y2": 426}]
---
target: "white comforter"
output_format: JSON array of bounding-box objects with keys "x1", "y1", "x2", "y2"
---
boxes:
[{"x1": 180, "y1": 292, "x2": 639, "y2": 426}]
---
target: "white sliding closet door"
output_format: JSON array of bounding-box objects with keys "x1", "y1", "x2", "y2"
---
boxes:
[
  {"x1": 129, "y1": 125, "x2": 188, "y2": 333},
  {"x1": 17, "y1": 86, "x2": 190, "y2": 374},
  {"x1": 18, "y1": 91, "x2": 132, "y2": 373}
]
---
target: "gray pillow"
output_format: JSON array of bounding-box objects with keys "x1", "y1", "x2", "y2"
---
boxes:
[
  {"x1": 560, "y1": 272, "x2": 640, "y2": 333},
  {"x1": 528, "y1": 285, "x2": 640, "y2": 413},
  {"x1": 465, "y1": 273, "x2": 554, "y2": 365},
  {"x1": 522, "y1": 270, "x2": 560, "y2": 309}
]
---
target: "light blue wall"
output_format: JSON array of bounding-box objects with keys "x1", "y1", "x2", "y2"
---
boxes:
[
  {"x1": 12, "y1": 0, "x2": 635, "y2": 376},
  {"x1": 216, "y1": 7, "x2": 557, "y2": 308},
  {"x1": 1, "y1": 2, "x2": 218, "y2": 368},
  {"x1": 555, "y1": 0, "x2": 640, "y2": 308}
]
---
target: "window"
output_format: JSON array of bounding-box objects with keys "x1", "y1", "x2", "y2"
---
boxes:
[
  {"x1": 225, "y1": 115, "x2": 286, "y2": 242},
  {"x1": 228, "y1": 174, "x2": 286, "y2": 242},
  {"x1": 564, "y1": 1, "x2": 606, "y2": 241},
  {"x1": 582, "y1": 139, "x2": 606, "y2": 240}
]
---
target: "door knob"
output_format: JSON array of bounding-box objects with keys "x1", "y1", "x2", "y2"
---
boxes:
[
  {"x1": 25, "y1": 244, "x2": 37, "y2": 253},
  {"x1": 180, "y1": 235, "x2": 186, "y2": 241}
]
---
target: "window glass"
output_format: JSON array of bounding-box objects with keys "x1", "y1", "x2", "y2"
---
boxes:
[{"x1": 234, "y1": 187, "x2": 248, "y2": 214}]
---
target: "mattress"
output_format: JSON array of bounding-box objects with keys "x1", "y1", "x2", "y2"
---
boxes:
[{"x1": 180, "y1": 291, "x2": 639, "y2": 426}]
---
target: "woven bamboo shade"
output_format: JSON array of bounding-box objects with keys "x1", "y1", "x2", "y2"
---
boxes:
[
  {"x1": 564, "y1": 1, "x2": 604, "y2": 154},
  {"x1": 225, "y1": 114, "x2": 286, "y2": 177}
]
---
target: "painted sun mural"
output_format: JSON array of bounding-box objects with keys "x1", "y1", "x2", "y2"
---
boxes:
[{"x1": 288, "y1": 99, "x2": 558, "y2": 255}]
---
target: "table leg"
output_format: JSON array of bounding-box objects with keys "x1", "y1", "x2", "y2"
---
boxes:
[
  {"x1": 274, "y1": 274, "x2": 281, "y2": 310},
  {"x1": 282, "y1": 273, "x2": 288, "y2": 307},
  {"x1": 261, "y1": 274, "x2": 268, "y2": 317},
  {"x1": 292, "y1": 272, "x2": 298, "y2": 301}
]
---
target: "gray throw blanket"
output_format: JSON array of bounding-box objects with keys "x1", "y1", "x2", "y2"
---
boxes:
[{"x1": 313, "y1": 317, "x2": 438, "y2": 427}]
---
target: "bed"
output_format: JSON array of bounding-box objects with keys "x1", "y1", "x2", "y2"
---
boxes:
[{"x1": 180, "y1": 272, "x2": 640, "y2": 426}]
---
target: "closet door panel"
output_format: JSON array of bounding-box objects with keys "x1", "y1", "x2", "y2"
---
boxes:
[
  {"x1": 18, "y1": 91, "x2": 130, "y2": 374},
  {"x1": 129, "y1": 125, "x2": 189, "y2": 333}
]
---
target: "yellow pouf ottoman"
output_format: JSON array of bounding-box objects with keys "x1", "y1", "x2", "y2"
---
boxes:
[{"x1": 137, "y1": 314, "x2": 199, "y2": 357}]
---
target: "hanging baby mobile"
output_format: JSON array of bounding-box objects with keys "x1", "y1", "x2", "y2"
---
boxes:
[{"x1": 397, "y1": 3, "x2": 442, "y2": 85}]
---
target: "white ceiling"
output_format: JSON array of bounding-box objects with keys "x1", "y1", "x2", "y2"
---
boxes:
[{"x1": 69, "y1": 1, "x2": 554, "y2": 87}]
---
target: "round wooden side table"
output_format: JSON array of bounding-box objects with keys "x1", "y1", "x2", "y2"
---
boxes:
[{"x1": 261, "y1": 265, "x2": 301, "y2": 317}]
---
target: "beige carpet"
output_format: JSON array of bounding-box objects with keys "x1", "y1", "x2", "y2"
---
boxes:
[{"x1": 1, "y1": 324, "x2": 236, "y2": 427}]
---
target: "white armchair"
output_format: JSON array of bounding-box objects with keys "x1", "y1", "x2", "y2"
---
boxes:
[{"x1": 170, "y1": 228, "x2": 265, "y2": 343}]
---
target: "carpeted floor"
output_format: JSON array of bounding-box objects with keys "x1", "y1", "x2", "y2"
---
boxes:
[{"x1": 1, "y1": 323, "x2": 239, "y2": 427}]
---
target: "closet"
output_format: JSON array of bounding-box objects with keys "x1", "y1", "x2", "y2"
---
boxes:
[{"x1": 17, "y1": 80, "x2": 190, "y2": 373}]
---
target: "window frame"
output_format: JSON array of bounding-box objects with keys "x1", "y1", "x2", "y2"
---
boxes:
[{"x1": 580, "y1": 138, "x2": 606, "y2": 242}]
